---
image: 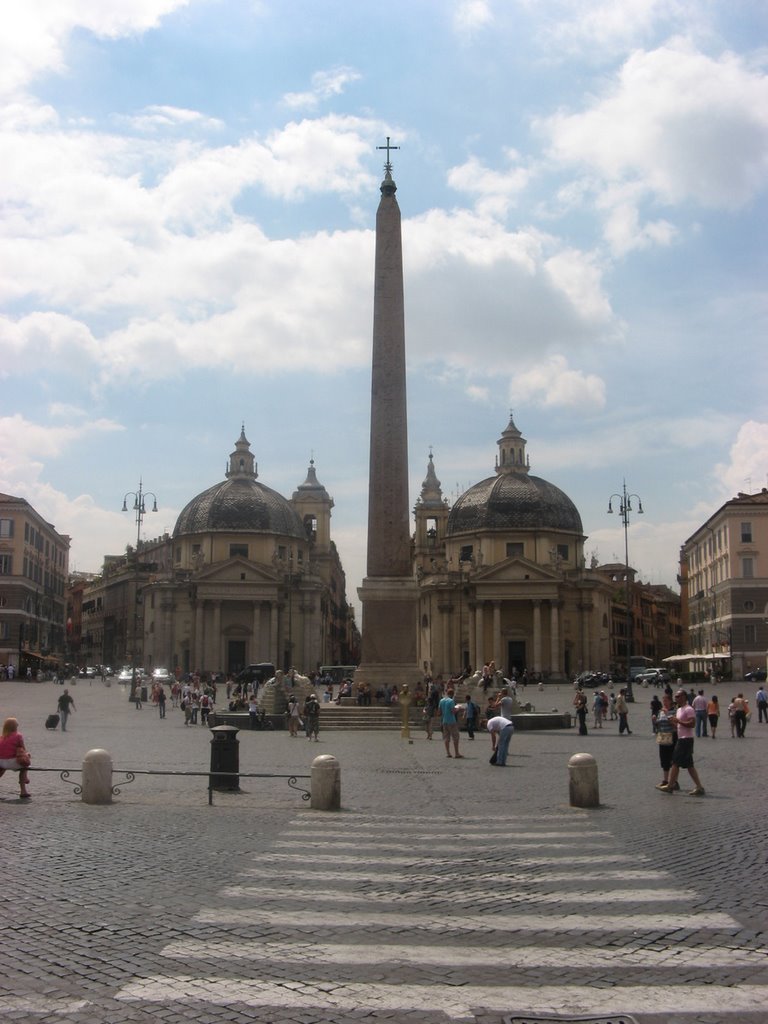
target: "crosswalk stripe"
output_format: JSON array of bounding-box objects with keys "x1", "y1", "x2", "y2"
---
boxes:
[
  {"x1": 243, "y1": 867, "x2": 663, "y2": 882},
  {"x1": 114, "y1": 978, "x2": 768, "y2": 1019},
  {"x1": 160, "y1": 939, "x2": 767, "y2": 969},
  {"x1": 194, "y1": 906, "x2": 740, "y2": 932},
  {"x1": 222, "y1": 883, "x2": 694, "y2": 904},
  {"x1": 266, "y1": 850, "x2": 644, "y2": 864}
]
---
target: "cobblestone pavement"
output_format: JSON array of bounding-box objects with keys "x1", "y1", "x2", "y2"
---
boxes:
[{"x1": 1, "y1": 678, "x2": 767, "y2": 1024}]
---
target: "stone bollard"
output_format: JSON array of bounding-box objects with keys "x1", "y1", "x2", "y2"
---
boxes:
[
  {"x1": 311, "y1": 754, "x2": 340, "y2": 811},
  {"x1": 82, "y1": 748, "x2": 113, "y2": 804},
  {"x1": 568, "y1": 752, "x2": 599, "y2": 808}
]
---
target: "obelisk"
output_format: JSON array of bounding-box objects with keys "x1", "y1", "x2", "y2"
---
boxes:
[{"x1": 356, "y1": 140, "x2": 421, "y2": 689}]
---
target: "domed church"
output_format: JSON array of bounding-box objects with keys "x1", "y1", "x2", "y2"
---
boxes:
[
  {"x1": 141, "y1": 428, "x2": 358, "y2": 676},
  {"x1": 413, "y1": 414, "x2": 612, "y2": 680}
]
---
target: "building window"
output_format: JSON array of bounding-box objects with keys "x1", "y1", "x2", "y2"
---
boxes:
[
  {"x1": 744, "y1": 600, "x2": 755, "y2": 612},
  {"x1": 742, "y1": 558, "x2": 754, "y2": 578},
  {"x1": 229, "y1": 544, "x2": 248, "y2": 558},
  {"x1": 0, "y1": 519, "x2": 13, "y2": 538},
  {"x1": 744, "y1": 624, "x2": 757, "y2": 645},
  {"x1": 459, "y1": 545, "x2": 473, "y2": 563},
  {"x1": 557, "y1": 544, "x2": 569, "y2": 562},
  {"x1": 506, "y1": 542, "x2": 524, "y2": 558},
  {"x1": 0, "y1": 622, "x2": 7, "y2": 639},
  {"x1": 175, "y1": 546, "x2": 181, "y2": 563},
  {"x1": 0, "y1": 555, "x2": 12, "y2": 575},
  {"x1": 741, "y1": 522, "x2": 752, "y2": 543}
]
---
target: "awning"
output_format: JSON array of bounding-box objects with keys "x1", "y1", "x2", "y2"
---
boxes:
[{"x1": 663, "y1": 653, "x2": 730, "y2": 663}]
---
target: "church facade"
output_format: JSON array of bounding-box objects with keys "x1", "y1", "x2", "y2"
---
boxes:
[
  {"x1": 74, "y1": 429, "x2": 359, "y2": 677},
  {"x1": 413, "y1": 415, "x2": 613, "y2": 681}
]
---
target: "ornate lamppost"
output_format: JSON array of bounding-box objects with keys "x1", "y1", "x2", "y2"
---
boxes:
[
  {"x1": 122, "y1": 480, "x2": 158, "y2": 699},
  {"x1": 607, "y1": 482, "x2": 644, "y2": 684}
]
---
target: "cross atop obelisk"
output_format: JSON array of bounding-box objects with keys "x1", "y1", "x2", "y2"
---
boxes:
[{"x1": 376, "y1": 136, "x2": 400, "y2": 174}]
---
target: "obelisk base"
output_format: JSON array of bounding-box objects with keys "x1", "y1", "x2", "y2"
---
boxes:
[{"x1": 356, "y1": 577, "x2": 422, "y2": 690}]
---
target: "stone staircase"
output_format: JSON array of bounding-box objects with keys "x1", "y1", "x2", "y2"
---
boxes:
[
  {"x1": 317, "y1": 704, "x2": 416, "y2": 730},
  {"x1": 211, "y1": 703, "x2": 423, "y2": 731}
]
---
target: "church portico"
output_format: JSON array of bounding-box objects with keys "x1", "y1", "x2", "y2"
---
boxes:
[{"x1": 414, "y1": 414, "x2": 612, "y2": 682}]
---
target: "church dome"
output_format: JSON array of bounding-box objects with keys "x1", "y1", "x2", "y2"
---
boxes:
[
  {"x1": 446, "y1": 414, "x2": 583, "y2": 536},
  {"x1": 173, "y1": 429, "x2": 305, "y2": 540},
  {"x1": 447, "y1": 473, "x2": 583, "y2": 534}
]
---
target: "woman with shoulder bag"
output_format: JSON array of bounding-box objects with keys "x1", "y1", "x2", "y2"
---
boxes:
[
  {"x1": 652, "y1": 694, "x2": 678, "y2": 791},
  {"x1": 0, "y1": 717, "x2": 32, "y2": 798}
]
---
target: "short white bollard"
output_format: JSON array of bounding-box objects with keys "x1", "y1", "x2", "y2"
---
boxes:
[
  {"x1": 311, "y1": 754, "x2": 340, "y2": 811},
  {"x1": 82, "y1": 748, "x2": 113, "y2": 804},
  {"x1": 568, "y1": 752, "x2": 599, "y2": 808}
]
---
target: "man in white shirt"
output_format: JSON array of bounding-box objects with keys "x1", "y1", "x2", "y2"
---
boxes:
[{"x1": 486, "y1": 715, "x2": 514, "y2": 767}]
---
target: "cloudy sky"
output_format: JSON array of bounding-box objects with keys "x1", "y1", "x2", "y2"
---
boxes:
[{"x1": 2, "y1": 0, "x2": 767, "y2": 620}]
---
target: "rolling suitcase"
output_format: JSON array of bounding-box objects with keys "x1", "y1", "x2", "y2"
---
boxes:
[{"x1": 45, "y1": 713, "x2": 60, "y2": 730}]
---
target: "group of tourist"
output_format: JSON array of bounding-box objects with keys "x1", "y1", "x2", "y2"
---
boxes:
[{"x1": 286, "y1": 692, "x2": 320, "y2": 740}]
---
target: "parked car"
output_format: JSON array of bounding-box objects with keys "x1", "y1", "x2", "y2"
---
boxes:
[
  {"x1": 152, "y1": 668, "x2": 172, "y2": 683},
  {"x1": 117, "y1": 668, "x2": 134, "y2": 684},
  {"x1": 744, "y1": 668, "x2": 767, "y2": 682},
  {"x1": 635, "y1": 668, "x2": 670, "y2": 686}
]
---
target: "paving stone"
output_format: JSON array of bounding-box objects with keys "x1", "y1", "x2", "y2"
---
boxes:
[{"x1": 1, "y1": 679, "x2": 767, "y2": 1023}]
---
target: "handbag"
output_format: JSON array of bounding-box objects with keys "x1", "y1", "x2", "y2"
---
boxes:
[
  {"x1": 656, "y1": 732, "x2": 674, "y2": 746},
  {"x1": 16, "y1": 749, "x2": 31, "y2": 767}
]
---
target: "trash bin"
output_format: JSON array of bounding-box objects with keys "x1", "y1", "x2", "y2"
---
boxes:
[
  {"x1": 140, "y1": 685, "x2": 148, "y2": 703},
  {"x1": 209, "y1": 724, "x2": 240, "y2": 791}
]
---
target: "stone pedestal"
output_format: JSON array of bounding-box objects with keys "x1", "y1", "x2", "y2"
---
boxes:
[
  {"x1": 311, "y1": 754, "x2": 340, "y2": 811},
  {"x1": 82, "y1": 748, "x2": 113, "y2": 804},
  {"x1": 568, "y1": 752, "x2": 599, "y2": 808}
]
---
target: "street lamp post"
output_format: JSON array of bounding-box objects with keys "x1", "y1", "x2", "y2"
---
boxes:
[
  {"x1": 122, "y1": 480, "x2": 158, "y2": 700},
  {"x1": 607, "y1": 481, "x2": 644, "y2": 683}
]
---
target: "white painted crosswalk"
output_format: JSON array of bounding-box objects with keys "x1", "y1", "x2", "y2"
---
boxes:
[{"x1": 114, "y1": 811, "x2": 768, "y2": 1022}]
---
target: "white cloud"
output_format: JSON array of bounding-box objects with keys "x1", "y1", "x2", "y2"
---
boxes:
[
  {"x1": 121, "y1": 105, "x2": 225, "y2": 133},
  {"x1": 538, "y1": 40, "x2": 768, "y2": 249},
  {"x1": 0, "y1": 1, "x2": 191, "y2": 96},
  {"x1": 283, "y1": 67, "x2": 362, "y2": 110},
  {"x1": 403, "y1": 209, "x2": 621, "y2": 370},
  {"x1": 535, "y1": 413, "x2": 740, "y2": 472},
  {"x1": 447, "y1": 150, "x2": 530, "y2": 217},
  {"x1": 0, "y1": 413, "x2": 122, "y2": 464},
  {"x1": 715, "y1": 420, "x2": 768, "y2": 499},
  {"x1": 509, "y1": 355, "x2": 606, "y2": 409},
  {"x1": 531, "y1": 0, "x2": 691, "y2": 58},
  {"x1": 453, "y1": 0, "x2": 494, "y2": 34}
]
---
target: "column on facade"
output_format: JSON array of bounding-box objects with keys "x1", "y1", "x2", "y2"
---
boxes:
[
  {"x1": 251, "y1": 600, "x2": 262, "y2": 663},
  {"x1": 211, "y1": 600, "x2": 221, "y2": 672},
  {"x1": 549, "y1": 601, "x2": 560, "y2": 676},
  {"x1": 302, "y1": 597, "x2": 314, "y2": 673},
  {"x1": 467, "y1": 603, "x2": 476, "y2": 674},
  {"x1": 437, "y1": 599, "x2": 451, "y2": 678},
  {"x1": 492, "y1": 601, "x2": 502, "y2": 669},
  {"x1": 475, "y1": 600, "x2": 485, "y2": 668},
  {"x1": 532, "y1": 600, "x2": 542, "y2": 674},
  {"x1": 269, "y1": 601, "x2": 278, "y2": 667},
  {"x1": 194, "y1": 601, "x2": 205, "y2": 672}
]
